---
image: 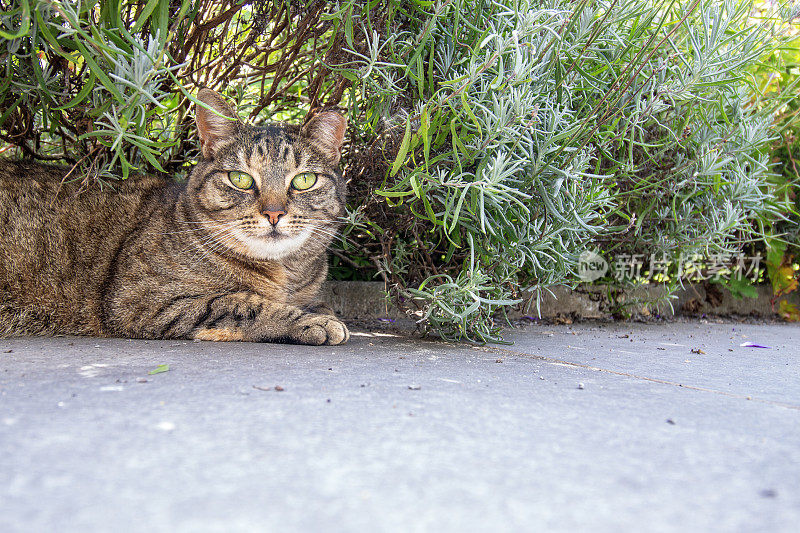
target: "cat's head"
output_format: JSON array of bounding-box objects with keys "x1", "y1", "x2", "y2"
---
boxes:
[{"x1": 185, "y1": 88, "x2": 347, "y2": 261}]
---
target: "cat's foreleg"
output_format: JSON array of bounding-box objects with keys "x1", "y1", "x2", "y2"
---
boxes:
[
  {"x1": 139, "y1": 292, "x2": 349, "y2": 345},
  {"x1": 304, "y1": 302, "x2": 336, "y2": 316}
]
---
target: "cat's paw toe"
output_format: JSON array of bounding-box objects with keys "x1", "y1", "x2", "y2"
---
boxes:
[
  {"x1": 321, "y1": 318, "x2": 349, "y2": 345},
  {"x1": 292, "y1": 315, "x2": 349, "y2": 345}
]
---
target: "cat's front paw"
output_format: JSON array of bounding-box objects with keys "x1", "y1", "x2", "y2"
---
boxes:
[{"x1": 290, "y1": 314, "x2": 349, "y2": 345}]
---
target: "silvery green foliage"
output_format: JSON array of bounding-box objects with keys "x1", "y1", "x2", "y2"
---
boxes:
[
  {"x1": 609, "y1": 1, "x2": 783, "y2": 258},
  {"x1": 0, "y1": 1, "x2": 183, "y2": 179},
  {"x1": 329, "y1": 0, "x2": 794, "y2": 342}
]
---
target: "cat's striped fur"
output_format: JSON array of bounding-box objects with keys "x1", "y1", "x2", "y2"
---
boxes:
[{"x1": 0, "y1": 89, "x2": 349, "y2": 344}]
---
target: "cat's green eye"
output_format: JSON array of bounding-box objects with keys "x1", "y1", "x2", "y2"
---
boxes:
[
  {"x1": 291, "y1": 172, "x2": 317, "y2": 191},
  {"x1": 228, "y1": 171, "x2": 254, "y2": 190}
]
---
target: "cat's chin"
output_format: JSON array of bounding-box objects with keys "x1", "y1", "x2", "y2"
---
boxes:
[{"x1": 232, "y1": 228, "x2": 312, "y2": 261}]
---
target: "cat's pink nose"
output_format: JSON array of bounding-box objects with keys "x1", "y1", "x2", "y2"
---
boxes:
[{"x1": 263, "y1": 209, "x2": 286, "y2": 226}]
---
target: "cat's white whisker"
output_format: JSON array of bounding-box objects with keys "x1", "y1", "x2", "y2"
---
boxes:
[
  {"x1": 161, "y1": 220, "x2": 241, "y2": 236},
  {"x1": 190, "y1": 228, "x2": 239, "y2": 265},
  {"x1": 189, "y1": 227, "x2": 235, "y2": 251},
  {"x1": 182, "y1": 223, "x2": 242, "y2": 259},
  {"x1": 306, "y1": 224, "x2": 338, "y2": 235},
  {"x1": 305, "y1": 223, "x2": 361, "y2": 247}
]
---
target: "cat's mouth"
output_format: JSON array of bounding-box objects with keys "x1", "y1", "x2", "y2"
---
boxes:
[
  {"x1": 230, "y1": 226, "x2": 311, "y2": 260},
  {"x1": 256, "y1": 228, "x2": 289, "y2": 239}
]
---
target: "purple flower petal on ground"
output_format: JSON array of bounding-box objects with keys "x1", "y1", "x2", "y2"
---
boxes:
[{"x1": 739, "y1": 342, "x2": 771, "y2": 349}]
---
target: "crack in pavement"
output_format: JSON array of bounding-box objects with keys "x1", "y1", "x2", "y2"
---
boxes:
[{"x1": 474, "y1": 345, "x2": 800, "y2": 412}]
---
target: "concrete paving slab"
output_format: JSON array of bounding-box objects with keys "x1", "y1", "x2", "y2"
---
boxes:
[
  {"x1": 503, "y1": 321, "x2": 800, "y2": 405},
  {"x1": 1, "y1": 323, "x2": 799, "y2": 533}
]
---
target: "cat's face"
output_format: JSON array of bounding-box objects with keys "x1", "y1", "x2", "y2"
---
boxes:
[{"x1": 186, "y1": 89, "x2": 347, "y2": 261}]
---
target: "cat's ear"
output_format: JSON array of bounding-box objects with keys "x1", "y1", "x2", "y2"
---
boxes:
[
  {"x1": 196, "y1": 89, "x2": 240, "y2": 159},
  {"x1": 301, "y1": 111, "x2": 347, "y2": 164}
]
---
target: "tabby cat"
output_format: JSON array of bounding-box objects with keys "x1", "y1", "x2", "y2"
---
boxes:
[{"x1": 0, "y1": 89, "x2": 350, "y2": 345}]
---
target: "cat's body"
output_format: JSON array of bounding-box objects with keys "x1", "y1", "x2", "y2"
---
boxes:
[{"x1": 0, "y1": 90, "x2": 350, "y2": 344}]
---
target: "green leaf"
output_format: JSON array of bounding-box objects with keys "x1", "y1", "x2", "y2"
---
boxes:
[
  {"x1": 55, "y1": 73, "x2": 97, "y2": 111},
  {"x1": 0, "y1": 0, "x2": 30, "y2": 40},
  {"x1": 714, "y1": 277, "x2": 758, "y2": 300},
  {"x1": 137, "y1": 144, "x2": 167, "y2": 172},
  {"x1": 391, "y1": 120, "x2": 412, "y2": 177},
  {"x1": 460, "y1": 91, "x2": 482, "y2": 138},
  {"x1": 420, "y1": 105, "x2": 431, "y2": 165},
  {"x1": 132, "y1": 0, "x2": 161, "y2": 33},
  {"x1": 344, "y1": 8, "x2": 354, "y2": 48},
  {"x1": 409, "y1": 173, "x2": 422, "y2": 198},
  {"x1": 34, "y1": 9, "x2": 69, "y2": 55},
  {"x1": 148, "y1": 364, "x2": 170, "y2": 375},
  {"x1": 416, "y1": 52, "x2": 425, "y2": 97}
]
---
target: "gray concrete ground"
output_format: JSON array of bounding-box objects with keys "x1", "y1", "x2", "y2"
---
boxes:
[{"x1": 1, "y1": 320, "x2": 799, "y2": 532}]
